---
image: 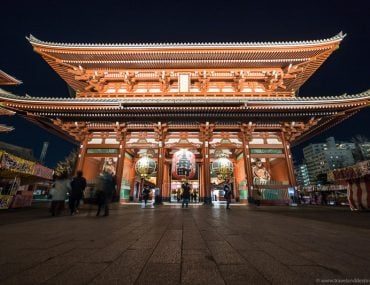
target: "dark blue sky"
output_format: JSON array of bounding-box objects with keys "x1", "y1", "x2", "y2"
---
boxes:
[{"x1": 0, "y1": 0, "x2": 369, "y2": 167}]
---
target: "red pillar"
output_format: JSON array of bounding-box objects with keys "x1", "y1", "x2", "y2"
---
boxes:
[
  {"x1": 75, "y1": 137, "x2": 88, "y2": 174},
  {"x1": 241, "y1": 132, "x2": 253, "y2": 200},
  {"x1": 202, "y1": 141, "x2": 211, "y2": 204},
  {"x1": 281, "y1": 133, "x2": 297, "y2": 187}
]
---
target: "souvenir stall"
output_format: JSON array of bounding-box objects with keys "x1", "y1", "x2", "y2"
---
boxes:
[
  {"x1": 298, "y1": 184, "x2": 348, "y2": 206},
  {"x1": 0, "y1": 151, "x2": 53, "y2": 209},
  {"x1": 329, "y1": 160, "x2": 370, "y2": 210}
]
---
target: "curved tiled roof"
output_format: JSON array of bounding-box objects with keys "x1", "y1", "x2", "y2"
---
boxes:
[
  {"x1": 0, "y1": 70, "x2": 22, "y2": 85},
  {"x1": 27, "y1": 33, "x2": 346, "y2": 49},
  {"x1": 0, "y1": 124, "x2": 14, "y2": 132},
  {"x1": 0, "y1": 88, "x2": 369, "y2": 106},
  {"x1": 0, "y1": 87, "x2": 368, "y2": 146},
  {"x1": 26, "y1": 33, "x2": 346, "y2": 94}
]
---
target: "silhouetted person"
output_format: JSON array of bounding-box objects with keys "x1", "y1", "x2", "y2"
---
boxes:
[
  {"x1": 254, "y1": 190, "x2": 262, "y2": 207},
  {"x1": 142, "y1": 185, "x2": 150, "y2": 207},
  {"x1": 49, "y1": 173, "x2": 71, "y2": 216},
  {"x1": 224, "y1": 182, "x2": 233, "y2": 209},
  {"x1": 69, "y1": 170, "x2": 87, "y2": 215},
  {"x1": 191, "y1": 191, "x2": 195, "y2": 203},
  {"x1": 182, "y1": 182, "x2": 191, "y2": 208},
  {"x1": 95, "y1": 171, "x2": 115, "y2": 216},
  {"x1": 321, "y1": 191, "x2": 328, "y2": 205}
]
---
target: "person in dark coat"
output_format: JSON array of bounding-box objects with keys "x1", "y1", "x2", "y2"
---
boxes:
[
  {"x1": 224, "y1": 181, "x2": 233, "y2": 209},
  {"x1": 69, "y1": 170, "x2": 87, "y2": 215},
  {"x1": 142, "y1": 185, "x2": 150, "y2": 207},
  {"x1": 95, "y1": 171, "x2": 116, "y2": 216},
  {"x1": 181, "y1": 182, "x2": 191, "y2": 208},
  {"x1": 254, "y1": 189, "x2": 262, "y2": 206}
]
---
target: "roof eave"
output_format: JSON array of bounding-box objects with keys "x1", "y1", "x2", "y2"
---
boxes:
[
  {"x1": 0, "y1": 70, "x2": 22, "y2": 85},
  {"x1": 26, "y1": 32, "x2": 346, "y2": 50}
]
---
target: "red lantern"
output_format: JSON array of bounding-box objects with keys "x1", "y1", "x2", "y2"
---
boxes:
[{"x1": 171, "y1": 149, "x2": 196, "y2": 180}]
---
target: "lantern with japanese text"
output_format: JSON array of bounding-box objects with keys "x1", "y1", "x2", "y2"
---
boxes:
[{"x1": 171, "y1": 149, "x2": 196, "y2": 180}]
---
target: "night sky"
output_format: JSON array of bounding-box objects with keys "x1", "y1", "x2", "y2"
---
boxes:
[{"x1": 1, "y1": 0, "x2": 369, "y2": 167}]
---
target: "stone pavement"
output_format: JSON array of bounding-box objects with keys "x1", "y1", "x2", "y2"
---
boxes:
[{"x1": 1, "y1": 203, "x2": 370, "y2": 285}]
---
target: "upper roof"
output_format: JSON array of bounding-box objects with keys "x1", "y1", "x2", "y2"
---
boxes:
[
  {"x1": 27, "y1": 33, "x2": 345, "y2": 49},
  {"x1": 27, "y1": 33, "x2": 345, "y2": 95}
]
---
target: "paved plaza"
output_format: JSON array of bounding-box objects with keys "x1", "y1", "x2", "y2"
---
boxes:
[{"x1": 1, "y1": 203, "x2": 370, "y2": 285}]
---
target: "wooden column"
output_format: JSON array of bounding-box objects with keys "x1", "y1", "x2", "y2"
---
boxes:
[
  {"x1": 116, "y1": 145, "x2": 126, "y2": 202},
  {"x1": 155, "y1": 122, "x2": 167, "y2": 203},
  {"x1": 199, "y1": 163, "x2": 204, "y2": 201},
  {"x1": 240, "y1": 123, "x2": 254, "y2": 201},
  {"x1": 129, "y1": 162, "x2": 137, "y2": 199},
  {"x1": 232, "y1": 161, "x2": 239, "y2": 199},
  {"x1": 162, "y1": 162, "x2": 170, "y2": 201},
  {"x1": 75, "y1": 137, "x2": 88, "y2": 174},
  {"x1": 115, "y1": 125, "x2": 127, "y2": 202},
  {"x1": 281, "y1": 132, "x2": 297, "y2": 187},
  {"x1": 202, "y1": 142, "x2": 211, "y2": 204},
  {"x1": 156, "y1": 145, "x2": 163, "y2": 189},
  {"x1": 66, "y1": 122, "x2": 89, "y2": 175},
  {"x1": 242, "y1": 139, "x2": 253, "y2": 199},
  {"x1": 156, "y1": 145, "x2": 166, "y2": 202},
  {"x1": 200, "y1": 122, "x2": 213, "y2": 205}
]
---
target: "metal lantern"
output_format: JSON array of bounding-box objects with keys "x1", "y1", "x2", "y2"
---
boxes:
[
  {"x1": 135, "y1": 154, "x2": 156, "y2": 178},
  {"x1": 172, "y1": 149, "x2": 196, "y2": 179},
  {"x1": 212, "y1": 153, "x2": 233, "y2": 179}
]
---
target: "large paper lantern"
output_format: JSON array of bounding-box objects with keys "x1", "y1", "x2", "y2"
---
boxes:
[
  {"x1": 212, "y1": 153, "x2": 233, "y2": 179},
  {"x1": 172, "y1": 149, "x2": 196, "y2": 179},
  {"x1": 135, "y1": 154, "x2": 156, "y2": 178}
]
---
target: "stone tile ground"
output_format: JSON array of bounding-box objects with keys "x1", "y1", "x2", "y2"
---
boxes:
[{"x1": 0, "y1": 203, "x2": 369, "y2": 284}]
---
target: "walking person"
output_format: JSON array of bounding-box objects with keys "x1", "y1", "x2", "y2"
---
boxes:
[
  {"x1": 142, "y1": 185, "x2": 150, "y2": 208},
  {"x1": 69, "y1": 170, "x2": 87, "y2": 215},
  {"x1": 181, "y1": 181, "x2": 191, "y2": 208},
  {"x1": 254, "y1": 189, "x2": 262, "y2": 207},
  {"x1": 49, "y1": 172, "x2": 71, "y2": 216},
  {"x1": 95, "y1": 171, "x2": 115, "y2": 216},
  {"x1": 224, "y1": 181, "x2": 233, "y2": 209}
]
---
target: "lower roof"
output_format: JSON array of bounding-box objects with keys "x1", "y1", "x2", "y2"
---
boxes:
[{"x1": 0, "y1": 89, "x2": 369, "y2": 146}]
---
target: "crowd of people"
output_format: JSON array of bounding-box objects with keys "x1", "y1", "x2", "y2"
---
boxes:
[
  {"x1": 48, "y1": 170, "x2": 116, "y2": 217},
  {"x1": 48, "y1": 171, "x2": 238, "y2": 216}
]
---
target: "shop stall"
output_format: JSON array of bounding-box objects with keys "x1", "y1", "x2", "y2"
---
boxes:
[
  {"x1": 329, "y1": 160, "x2": 370, "y2": 210},
  {"x1": 0, "y1": 151, "x2": 53, "y2": 209}
]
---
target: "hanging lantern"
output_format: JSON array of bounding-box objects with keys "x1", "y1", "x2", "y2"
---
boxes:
[
  {"x1": 135, "y1": 154, "x2": 156, "y2": 178},
  {"x1": 212, "y1": 153, "x2": 233, "y2": 179},
  {"x1": 172, "y1": 149, "x2": 196, "y2": 179}
]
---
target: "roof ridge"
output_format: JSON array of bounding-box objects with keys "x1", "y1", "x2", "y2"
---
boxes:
[{"x1": 26, "y1": 32, "x2": 346, "y2": 49}]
